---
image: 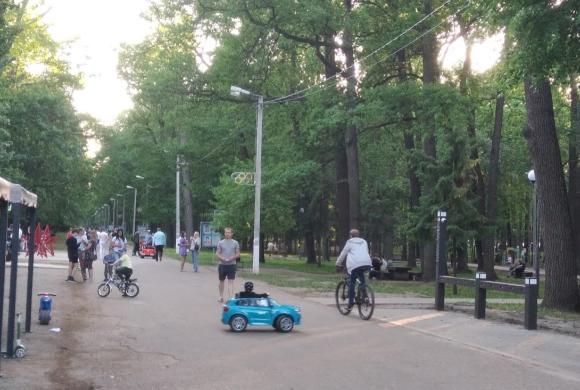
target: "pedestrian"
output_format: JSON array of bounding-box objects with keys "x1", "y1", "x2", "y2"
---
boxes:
[
  {"x1": 77, "y1": 228, "x2": 89, "y2": 281},
  {"x1": 80, "y1": 230, "x2": 97, "y2": 281},
  {"x1": 216, "y1": 227, "x2": 240, "y2": 303},
  {"x1": 65, "y1": 229, "x2": 80, "y2": 282},
  {"x1": 335, "y1": 229, "x2": 372, "y2": 313},
  {"x1": 111, "y1": 229, "x2": 127, "y2": 259},
  {"x1": 132, "y1": 230, "x2": 140, "y2": 256},
  {"x1": 97, "y1": 229, "x2": 109, "y2": 261},
  {"x1": 190, "y1": 231, "x2": 201, "y2": 272},
  {"x1": 178, "y1": 231, "x2": 189, "y2": 272},
  {"x1": 152, "y1": 227, "x2": 166, "y2": 261}
]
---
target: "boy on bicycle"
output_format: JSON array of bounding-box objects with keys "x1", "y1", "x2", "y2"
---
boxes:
[{"x1": 335, "y1": 229, "x2": 372, "y2": 312}]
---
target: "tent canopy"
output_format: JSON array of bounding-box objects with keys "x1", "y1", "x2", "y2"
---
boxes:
[{"x1": 0, "y1": 176, "x2": 38, "y2": 208}]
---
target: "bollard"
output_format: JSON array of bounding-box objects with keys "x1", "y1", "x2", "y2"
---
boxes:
[
  {"x1": 435, "y1": 280, "x2": 445, "y2": 311},
  {"x1": 474, "y1": 272, "x2": 487, "y2": 319},
  {"x1": 524, "y1": 277, "x2": 538, "y2": 330}
]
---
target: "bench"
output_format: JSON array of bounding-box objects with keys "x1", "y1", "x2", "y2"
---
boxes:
[{"x1": 388, "y1": 261, "x2": 412, "y2": 281}]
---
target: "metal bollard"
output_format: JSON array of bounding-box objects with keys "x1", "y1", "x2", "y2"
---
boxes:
[
  {"x1": 474, "y1": 272, "x2": 487, "y2": 319},
  {"x1": 524, "y1": 277, "x2": 538, "y2": 330}
]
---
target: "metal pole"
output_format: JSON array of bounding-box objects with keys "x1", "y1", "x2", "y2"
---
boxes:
[
  {"x1": 532, "y1": 183, "x2": 539, "y2": 282},
  {"x1": 111, "y1": 199, "x2": 116, "y2": 229},
  {"x1": 7, "y1": 201, "x2": 21, "y2": 356},
  {"x1": 121, "y1": 195, "x2": 126, "y2": 232},
  {"x1": 252, "y1": 96, "x2": 263, "y2": 274},
  {"x1": 25, "y1": 208, "x2": 36, "y2": 332},
  {"x1": 0, "y1": 200, "x2": 9, "y2": 360},
  {"x1": 176, "y1": 156, "x2": 180, "y2": 249},
  {"x1": 132, "y1": 187, "x2": 137, "y2": 234}
]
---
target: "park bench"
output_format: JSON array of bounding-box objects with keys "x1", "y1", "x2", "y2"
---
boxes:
[{"x1": 388, "y1": 261, "x2": 412, "y2": 280}]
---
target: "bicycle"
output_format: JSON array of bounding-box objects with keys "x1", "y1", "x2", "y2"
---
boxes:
[
  {"x1": 97, "y1": 273, "x2": 139, "y2": 298},
  {"x1": 335, "y1": 268, "x2": 375, "y2": 320}
]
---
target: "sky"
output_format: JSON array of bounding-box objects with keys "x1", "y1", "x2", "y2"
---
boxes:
[
  {"x1": 32, "y1": 0, "x2": 153, "y2": 126},
  {"x1": 31, "y1": 1, "x2": 502, "y2": 132}
]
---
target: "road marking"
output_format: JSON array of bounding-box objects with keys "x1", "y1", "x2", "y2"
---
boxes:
[{"x1": 380, "y1": 312, "x2": 443, "y2": 328}]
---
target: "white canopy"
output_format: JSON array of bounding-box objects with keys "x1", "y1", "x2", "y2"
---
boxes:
[{"x1": 0, "y1": 176, "x2": 38, "y2": 208}]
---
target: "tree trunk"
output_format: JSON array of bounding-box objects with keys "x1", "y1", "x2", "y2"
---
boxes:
[
  {"x1": 304, "y1": 228, "x2": 317, "y2": 264},
  {"x1": 568, "y1": 75, "x2": 580, "y2": 272},
  {"x1": 523, "y1": 78, "x2": 580, "y2": 310},
  {"x1": 459, "y1": 28, "x2": 487, "y2": 274},
  {"x1": 420, "y1": 0, "x2": 440, "y2": 282},
  {"x1": 180, "y1": 136, "x2": 194, "y2": 239},
  {"x1": 482, "y1": 93, "x2": 505, "y2": 279},
  {"x1": 343, "y1": 0, "x2": 361, "y2": 229}
]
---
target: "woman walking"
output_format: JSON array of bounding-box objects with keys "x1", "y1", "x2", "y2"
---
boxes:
[
  {"x1": 178, "y1": 231, "x2": 189, "y2": 272},
  {"x1": 190, "y1": 231, "x2": 200, "y2": 272}
]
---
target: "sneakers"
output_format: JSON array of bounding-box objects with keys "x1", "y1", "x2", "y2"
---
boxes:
[
  {"x1": 66, "y1": 276, "x2": 75, "y2": 282},
  {"x1": 218, "y1": 297, "x2": 224, "y2": 303},
  {"x1": 345, "y1": 305, "x2": 353, "y2": 313}
]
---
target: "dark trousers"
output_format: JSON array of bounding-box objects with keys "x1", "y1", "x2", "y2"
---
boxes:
[
  {"x1": 155, "y1": 245, "x2": 164, "y2": 261},
  {"x1": 116, "y1": 267, "x2": 132, "y2": 281},
  {"x1": 348, "y1": 266, "x2": 367, "y2": 308}
]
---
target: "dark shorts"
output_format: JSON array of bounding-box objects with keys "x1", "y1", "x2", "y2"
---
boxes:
[
  {"x1": 68, "y1": 255, "x2": 78, "y2": 264},
  {"x1": 218, "y1": 264, "x2": 237, "y2": 281}
]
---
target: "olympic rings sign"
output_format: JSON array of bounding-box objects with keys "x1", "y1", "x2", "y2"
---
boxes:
[{"x1": 230, "y1": 172, "x2": 255, "y2": 186}]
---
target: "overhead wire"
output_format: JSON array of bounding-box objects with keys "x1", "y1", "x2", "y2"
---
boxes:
[{"x1": 265, "y1": 0, "x2": 470, "y2": 106}]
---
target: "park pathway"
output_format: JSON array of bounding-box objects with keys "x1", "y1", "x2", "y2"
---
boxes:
[{"x1": 1, "y1": 250, "x2": 580, "y2": 389}]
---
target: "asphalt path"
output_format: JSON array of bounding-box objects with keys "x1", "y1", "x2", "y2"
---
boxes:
[{"x1": 1, "y1": 251, "x2": 580, "y2": 389}]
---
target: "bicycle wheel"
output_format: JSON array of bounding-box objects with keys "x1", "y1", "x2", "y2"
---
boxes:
[
  {"x1": 97, "y1": 283, "x2": 111, "y2": 297},
  {"x1": 357, "y1": 283, "x2": 375, "y2": 320},
  {"x1": 125, "y1": 282, "x2": 140, "y2": 298},
  {"x1": 335, "y1": 280, "x2": 351, "y2": 315}
]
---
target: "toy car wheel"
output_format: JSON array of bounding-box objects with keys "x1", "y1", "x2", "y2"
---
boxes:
[
  {"x1": 14, "y1": 346, "x2": 25, "y2": 358},
  {"x1": 97, "y1": 283, "x2": 111, "y2": 297},
  {"x1": 276, "y1": 315, "x2": 294, "y2": 333},
  {"x1": 229, "y1": 315, "x2": 248, "y2": 332},
  {"x1": 140, "y1": 255, "x2": 145, "y2": 259},
  {"x1": 38, "y1": 310, "x2": 50, "y2": 325}
]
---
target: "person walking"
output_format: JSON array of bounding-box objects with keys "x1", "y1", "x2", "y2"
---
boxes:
[
  {"x1": 335, "y1": 229, "x2": 372, "y2": 313},
  {"x1": 216, "y1": 227, "x2": 240, "y2": 303},
  {"x1": 97, "y1": 229, "x2": 109, "y2": 261},
  {"x1": 132, "y1": 230, "x2": 140, "y2": 256},
  {"x1": 111, "y1": 229, "x2": 127, "y2": 259},
  {"x1": 190, "y1": 231, "x2": 201, "y2": 272},
  {"x1": 65, "y1": 229, "x2": 80, "y2": 282},
  {"x1": 80, "y1": 230, "x2": 97, "y2": 281},
  {"x1": 152, "y1": 227, "x2": 166, "y2": 261},
  {"x1": 178, "y1": 231, "x2": 189, "y2": 272}
]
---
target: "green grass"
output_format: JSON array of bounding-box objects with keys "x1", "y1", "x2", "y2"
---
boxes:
[
  {"x1": 487, "y1": 303, "x2": 580, "y2": 321},
  {"x1": 166, "y1": 251, "x2": 547, "y2": 299}
]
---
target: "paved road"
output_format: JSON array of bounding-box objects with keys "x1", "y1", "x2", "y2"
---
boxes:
[{"x1": 1, "y1": 251, "x2": 580, "y2": 389}]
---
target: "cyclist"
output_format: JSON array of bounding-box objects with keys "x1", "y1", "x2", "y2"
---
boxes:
[{"x1": 335, "y1": 229, "x2": 372, "y2": 313}]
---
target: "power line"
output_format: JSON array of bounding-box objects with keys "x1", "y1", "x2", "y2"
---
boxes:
[
  {"x1": 276, "y1": 3, "x2": 470, "y2": 105},
  {"x1": 266, "y1": 0, "x2": 457, "y2": 105}
]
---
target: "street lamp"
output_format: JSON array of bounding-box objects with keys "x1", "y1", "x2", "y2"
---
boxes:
[
  {"x1": 104, "y1": 203, "x2": 110, "y2": 228},
  {"x1": 131, "y1": 175, "x2": 145, "y2": 234},
  {"x1": 231, "y1": 85, "x2": 264, "y2": 274},
  {"x1": 527, "y1": 169, "x2": 540, "y2": 282},
  {"x1": 127, "y1": 185, "x2": 137, "y2": 234},
  {"x1": 117, "y1": 193, "x2": 125, "y2": 232},
  {"x1": 110, "y1": 198, "x2": 117, "y2": 228}
]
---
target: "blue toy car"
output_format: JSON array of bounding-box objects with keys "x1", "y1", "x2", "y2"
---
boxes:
[{"x1": 222, "y1": 296, "x2": 301, "y2": 333}]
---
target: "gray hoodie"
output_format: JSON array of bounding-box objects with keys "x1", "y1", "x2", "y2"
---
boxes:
[{"x1": 336, "y1": 237, "x2": 372, "y2": 273}]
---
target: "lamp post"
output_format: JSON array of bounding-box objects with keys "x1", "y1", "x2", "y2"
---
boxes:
[
  {"x1": 104, "y1": 204, "x2": 110, "y2": 229},
  {"x1": 231, "y1": 85, "x2": 263, "y2": 274},
  {"x1": 527, "y1": 169, "x2": 540, "y2": 282},
  {"x1": 110, "y1": 198, "x2": 117, "y2": 228},
  {"x1": 117, "y1": 193, "x2": 125, "y2": 232},
  {"x1": 131, "y1": 175, "x2": 145, "y2": 234},
  {"x1": 176, "y1": 156, "x2": 181, "y2": 251},
  {"x1": 127, "y1": 185, "x2": 137, "y2": 235}
]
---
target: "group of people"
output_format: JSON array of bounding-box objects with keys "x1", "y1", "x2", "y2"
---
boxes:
[
  {"x1": 177, "y1": 230, "x2": 201, "y2": 272},
  {"x1": 66, "y1": 227, "x2": 132, "y2": 283}
]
